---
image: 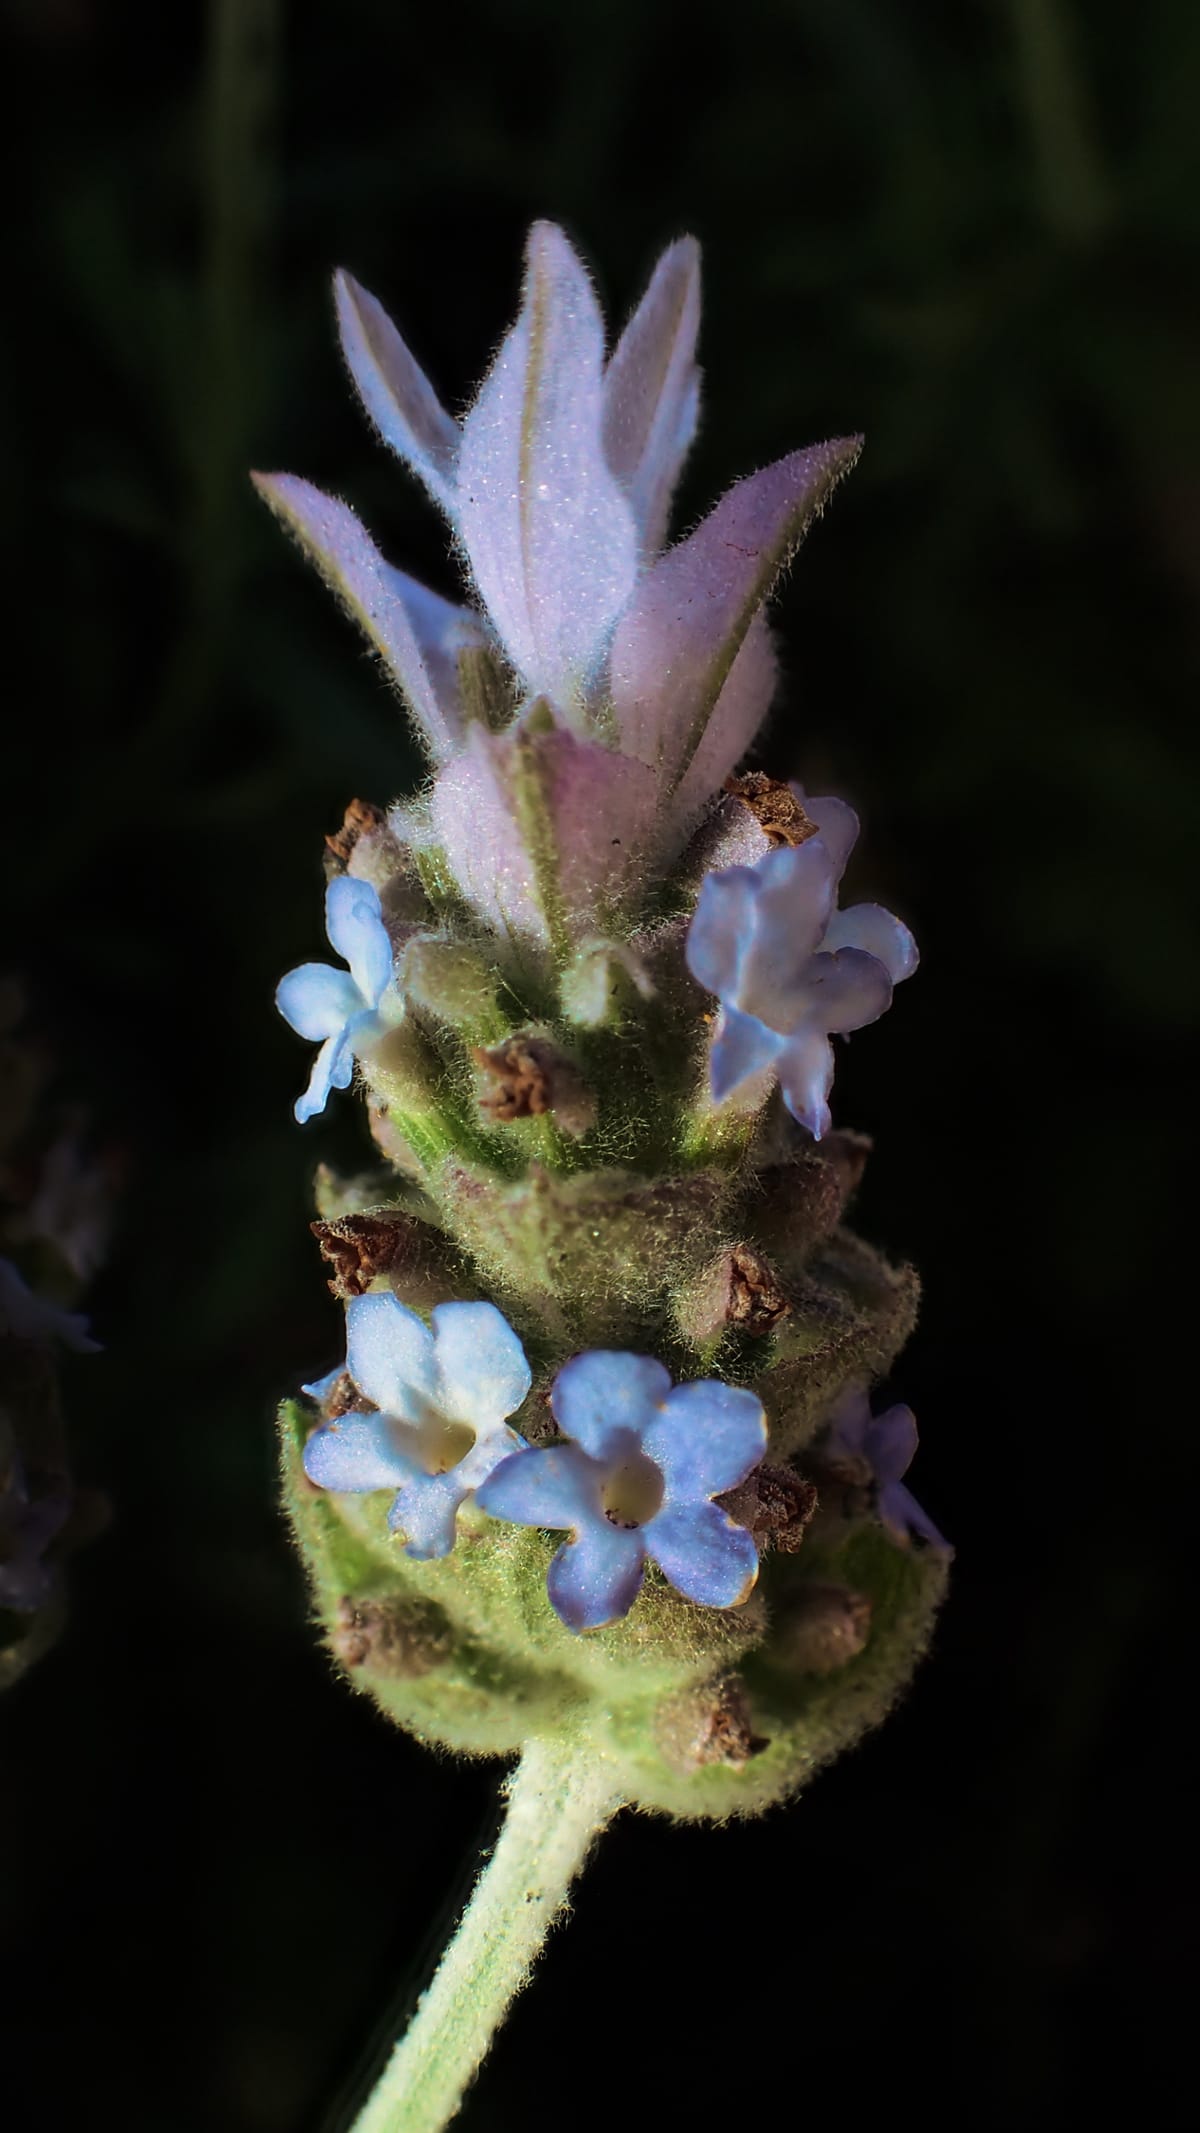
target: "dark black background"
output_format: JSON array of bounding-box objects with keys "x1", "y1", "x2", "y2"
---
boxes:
[{"x1": 2, "y1": 1, "x2": 1196, "y2": 2126}]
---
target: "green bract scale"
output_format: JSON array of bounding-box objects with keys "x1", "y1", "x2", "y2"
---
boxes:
[{"x1": 267, "y1": 223, "x2": 951, "y2": 1833}]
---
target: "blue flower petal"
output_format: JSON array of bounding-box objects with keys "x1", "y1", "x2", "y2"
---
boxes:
[
  {"x1": 388, "y1": 1471, "x2": 470, "y2": 1558},
  {"x1": 276, "y1": 962, "x2": 363, "y2": 1043},
  {"x1": 301, "y1": 1363, "x2": 346, "y2": 1402},
  {"x1": 644, "y1": 1500, "x2": 759, "y2": 1608},
  {"x1": 325, "y1": 876, "x2": 393, "y2": 1007},
  {"x1": 642, "y1": 1380, "x2": 767, "y2": 1499},
  {"x1": 823, "y1": 901, "x2": 919, "y2": 984},
  {"x1": 303, "y1": 1410, "x2": 420, "y2": 1493},
  {"x1": 710, "y1": 1006, "x2": 780, "y2": 1103},
  {"x1": 345, "y1": 1292, "x2": 439, "y2": 1419},
  {"x1": 545, "y1": 1521, "x2": 646, "y2": 1630},
  {"x1": 551, "y1": 1350, "x2": 673, "y2": 1458},
  {"x1": 476, "y1": 1442, "x2": 602, "y2": 1530},
  {"x1": 686, "y1": 866, "x2": 761, "y2": 999},
  {"x1": 431, "y1": 1301, "x2": 532, "y2": 1427},
  {"x1": 776, "y1": 1027, "x2": 836, "y2": 1139},
  {"x1": 294, "y1": 1030, "x2": 356, "y2": 1123}
]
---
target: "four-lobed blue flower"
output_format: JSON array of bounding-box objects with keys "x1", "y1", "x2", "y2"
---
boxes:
[
  {"x1": 477, "y1": 1350, "x2": 767, "y2": 1631},
  {"x1": 303, "y1": 1292, "x2": 532, "y2": 1557},
  {"x1": 276, "y1": 876, "x2": 396, "y2": 1123},
  {"x1": 821, "y1": 1383, "x2": 951, "y2": 1555},
  {"x1": 685, "y1": 793, "x2": 918, "y2": 1140}
]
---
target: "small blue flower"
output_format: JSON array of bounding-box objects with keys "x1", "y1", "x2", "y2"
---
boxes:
[
  {"x1": 276, "y1": 876, "x2": 396, "y2": 1123},
  {"x1": 477, "y1": 1351, "x2": 767, "y2": 1631},
  {"x1": 302, "y1": 1292, "x2": 532, "y2": 1558},
  {"x1": 822, "y1": 1384, "x2": 951, "y2": 1555},
  {"x1": 685, "y1": 794, "x2": 918, "y2": 1140}
]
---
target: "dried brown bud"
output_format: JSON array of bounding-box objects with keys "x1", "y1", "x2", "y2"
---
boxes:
[
  {"x1": 307, "y1": 1370, "x2": 371, "y2": 1420},
  {"x1": 472, "y1": 1036, "x2": 596, "y2": 1138},
  {"x1": 717, "y1": 1461, "x2": 817, "y2": 1553},
  {"x1": 724, "y1": 772, "x2": 817, "y2": 848},
  {"x1": 324, "y1": 797, "x2": 386, "y2": 871},
  {"x1": 773, "y1": 1583, "x2": 872, "y2": 1676},
  {"x1": 677, "y1": 1243, "x2": 790, "y2": 1345},
  {"x1": 311, "y1": 1211, "x2": 418, "y2": 1300},
  {"x1": 655, "y1": 1672, "x2": 769, "y2": 1773},
  {"x1": 331, "y1": 1594, "x2": 453, "y2": 1677}
]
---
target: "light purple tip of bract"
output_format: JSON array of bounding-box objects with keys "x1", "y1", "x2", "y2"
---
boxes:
[
  {"x1": 458, "y1": 221, "x2": 640, "y2": 712},
  {"x1": 333, "y1": 268, "x2": 459, "y2": 518}
]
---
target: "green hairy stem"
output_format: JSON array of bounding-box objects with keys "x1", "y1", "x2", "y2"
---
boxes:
[{"x1": 351, "y1": 1739, "x2": 622, "y2": 2133}]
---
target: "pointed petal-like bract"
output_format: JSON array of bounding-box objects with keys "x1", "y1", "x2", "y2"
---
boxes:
[
  {"x1": 427, "y1": 713, "x2": 659, "y2": 947},
  {"x1": 457, "y1": 222, "x2": 639, "y2": 713},
  {"x1": 251, "y1": 473, "x2": 468, "y2": 763},
  {"x1": 602, "y1": 236, "x2": 701, "y2": 556},
  {"x1": 667, "y1": 614, "x2": 778, "y2": 842},
  {"x1": 334, "y1": 269, "x2": 459, "y2": 517},
  {"x1": 609, "y1": 436, "x2": 862, "y2": 797}
]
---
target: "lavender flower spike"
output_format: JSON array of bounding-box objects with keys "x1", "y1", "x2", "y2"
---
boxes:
[
  {"x1": 686, "y1": 792, "x2": 918, "y2": 1139},
  {"x1": 478, "y1": 1351, "x2": 766, "y2": 1631},
  {"x1": 303, "y1": 1293, "x2": 532, "y2": 1558},
  {"x1": 276, "y1": 875, "x2": 397, "y2": 1123}
]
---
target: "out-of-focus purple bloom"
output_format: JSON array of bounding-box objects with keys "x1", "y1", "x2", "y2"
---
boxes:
[
  {"x1": 254, "y1": 225, "x2": 860, "y2": 949},
  {"x1": 276, "y1": 876, "x2": 396, "y2": 1123},
  {"x1": 0, "y1": 1431, "x2": 69, "y2": 1613},
  {"x1": 302, "y1": 1293, "x2": 531, "y2": 1559},
  {"x1": 477, "y1": 1351, "x2": 766, "y2": 1631},
  {"x1": 0, "y1": 1256, "x2": 98, "y2": 1353},
  {"x1": 822, "y1": 1384, "x2": 951, "y2": 1555},
  {"x1": 685, "y1": 794, "x2": 918, "y2": 1139}
]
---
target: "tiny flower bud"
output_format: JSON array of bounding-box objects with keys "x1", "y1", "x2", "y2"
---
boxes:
[
  {"x1": 331, "y1": 1593, "x2": 454, "y2": 1677},
  {"x1": 401, "y1": 934, "x2": 502, "y2": 1031},
  {"x1": 654, "y1": 1672, "x2": 768, "y2": 1773},
  {"x1": 559, "y1": 938, "x2": 654, "y2": 1028},
  {"x1": 771, "y1": 1583, "x2": 872, "y2": 1676}
]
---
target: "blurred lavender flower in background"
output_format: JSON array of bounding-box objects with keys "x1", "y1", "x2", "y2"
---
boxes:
[{"x1": 820, "y1": 1384, "x2": 951, "y2": 1555}]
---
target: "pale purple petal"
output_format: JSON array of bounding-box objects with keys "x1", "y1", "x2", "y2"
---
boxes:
[
  {"x1": 551, "y1": 1350, "x2": 673, "y2": 1459},
  {"x1": 545, "y1": 1521, "x2": 647, "y2": 1630},
  {"x1": 457, "y1": 222, "x2": 639, "y2": 709},
  {"x1": 880, "y1": 1480, "x2": 952, "y2": 1556},
  {"x1": 709, "y1": 1006, "x2": 781, "y2": 1103},
  {"x1": 300, "y1": 1364, "x2": 345, "y2": 1402},
  {"x1": 324, "y1": 877, "x2": 393, "y2": 1008},
  {"x1": 430, "y1": 1301, "x2": 532, "y2": 1426},
  {"x1": 388, "y1": 1470, "x2": 470, "y2": 1558},
  {"x1": 642, "y1": 1381, "x2": 767, "y2": 1499},
  {"x1": 293, "y1": 1030, "x2": 355, "y2": 1123},
  {"x1": 644, "y1": 1500, "x2": 759, "y2": 1609},
  {"x1": 333, "y1": 269, "x2": 459, "y2": 517},
  {"x1": 427, "y1": 714, "x2": 658, "y2": 945},
  {"x1": 250, "y1": 474, "x2": 463, "y2": 761},
  {"x1": 824, "y1": 1385, "x2": 871, "y2": 1462},
  {"x1": 275, "y1": 963, "x2": 363, "y2": 1043},
  {"x1": 776, "y1": 1028, "x2": 836, "y2": 1140},
  {"x1": 384, "y1": 565, "x2": 490, "y2": 727},
  {"x1": 798, "y1": 947, "x2": 894, "y2": 1035},
  {"x1": 866, "y1": 1402, "x2": 920, "y2": 1487},
  {"x1": 732, "y1": 840, "x2": 839, "y2": 1028},
  {"x1": 823, "y1": 902, "x2": 919, "y2": 984},
  {"x1": 344, "y1": 1292, "x2": 438, "y2": 1419},
  {"x1": 668, "y1": 614, "x2": 778, "y2": 839},
  {"x1": 686, "y1": 867, "x2": 762, "y2": 999},
  {"x1": 303, "y1": 1410, "x2": 420, "y2": 1493},
  {"x1": 801, "y1": 792, "x2": 860, "y2": 876},
  {"x1": 476, "y1": 1442, "x2": 603, "y2": 1530},
  {"x1": 608, "y1": 437, "x2": 862, "y2": 790},
  {"x1": 602, "y1": 235, "x2": 701, "y2": 555}
]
